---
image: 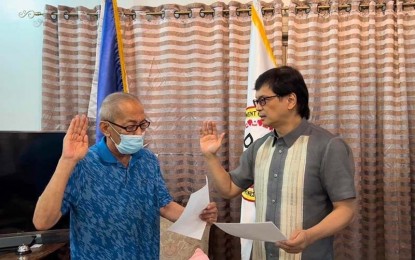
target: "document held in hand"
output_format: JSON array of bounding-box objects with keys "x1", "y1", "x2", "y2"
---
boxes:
[
  {"x1": 214, "y1": 222, "x2": 287, "y2": 242},
  {"x1": 168, "y1": 177, "x2": 210, "y2": 240}
]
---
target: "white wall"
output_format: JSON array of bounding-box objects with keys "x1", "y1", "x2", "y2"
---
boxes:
[{"x1": 2, "y1": 0, "x2": 290, "y2": 131}]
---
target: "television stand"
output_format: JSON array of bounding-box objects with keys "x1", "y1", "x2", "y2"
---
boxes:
[{"x1": 0, "y1": 243, "x2": 68, "y2": 259}]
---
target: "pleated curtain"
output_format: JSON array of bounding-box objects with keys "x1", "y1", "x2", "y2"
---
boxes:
[
  {"x1": 41, "y1": 0, "x2": 414, "y2": 259},
  {"x1": 41, "y1": 1, "x2": 284, "y2": 259},
  {"x1": 286, "y1": 0, "x2": 415, "y2": 259}
]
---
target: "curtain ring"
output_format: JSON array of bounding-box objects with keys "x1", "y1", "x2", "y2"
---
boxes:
[
  {"x1": 200, "y1": 8, "x2": 205, "y2": 17},
  {"x1": 205, "y1": 9, "x2": 214, "y2": 18},
  {"x1": 262, "y1": 7, "x2": 274, "y2": 16},
  {"x1": 317, "y1": 3, "x2": 330, "y2": 13},
  {"x1": 295, "y1": 5, "x2": 311, "y2": 14},
  {"x1": 174, "y1": 10, "x2": 192, "y2": 19},
  {"x1": 358, "y1": 4, "x2": 366, "y2": 12},
  {"x1": 63, "y1": 11, "x2": 70, "y2": 20},
  {"x1": 305, "y1": 5, "x2": 311, "y2": 14},
  {"x1": 50, "y1": 11, "x2": 58, "y2": 21},
  {"x1": 130, "y1": 9, "x2": 136, "y2": 20},
  {"x1": 345, "y1": 4, "x2": 351, "y2": 12},
  {"x1": 199, "y1": 9, "x2": 213, "y2": 18}
]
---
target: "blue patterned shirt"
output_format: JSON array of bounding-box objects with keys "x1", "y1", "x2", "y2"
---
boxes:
[{"x1": 61, "y1": 138, "x2": 172, "y2": 260}]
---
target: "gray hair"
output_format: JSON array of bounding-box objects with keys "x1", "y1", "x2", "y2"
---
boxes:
[{"x1": 99, "y1": 92, "x2": 140, "y2": 121}]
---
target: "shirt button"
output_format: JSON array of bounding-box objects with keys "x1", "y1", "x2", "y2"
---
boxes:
[
  {"x1": 272, "y1": 199, "x2": 276, "y2": 203},
  {"x1": 273, "y1": 173, "x2": 278, "y2": 178},
  {"x1": 279, "y1": 149, "x2": 283, "y2": 154}
]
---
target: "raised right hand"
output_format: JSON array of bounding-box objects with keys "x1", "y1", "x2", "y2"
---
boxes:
[
  {"x1": 199, "y1": 121, "x2": 225, "y2": 156},
  {"x1": 61, "y1": 115, "x2": 89, "y2": 161}
]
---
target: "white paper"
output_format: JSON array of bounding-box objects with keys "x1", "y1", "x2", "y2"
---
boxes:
[
  {"x1": 214, "y1": 222, "x2": 286, "y2": 242},
  {"x1": 168, "y1": 177, "x2": 210, "y2": 240}
]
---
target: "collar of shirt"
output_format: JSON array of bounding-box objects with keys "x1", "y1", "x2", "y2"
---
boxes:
[{"x1": 272, "y1": 118, "x2": 309, "y2": 148}]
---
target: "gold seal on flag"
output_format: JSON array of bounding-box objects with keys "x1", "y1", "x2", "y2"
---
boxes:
[{"x1": 242, "y1": 186, "x2": 255, "y2": 202}]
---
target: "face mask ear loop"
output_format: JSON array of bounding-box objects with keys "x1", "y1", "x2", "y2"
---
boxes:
[
  {"x1": 108, "y1": 135, "x2": 117, "y2": 146},
  {"x1": 107, "y1": 123, "x2": 121, "y2": 146}
]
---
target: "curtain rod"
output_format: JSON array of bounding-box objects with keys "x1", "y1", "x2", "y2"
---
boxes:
[{"x1": 19, "y1": 2, "x2": 415, "y2": 20}]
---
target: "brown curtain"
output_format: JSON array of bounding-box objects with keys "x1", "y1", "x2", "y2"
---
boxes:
[
  {"x1": 41, "y1": 1, "x2": 284, "y2": 259},
  {"x1": 286, "y1": 0, "x2": 415, "y2": 259},
  {"x1": 42, "y1": 0, "x2": 415, "y2": 259}
]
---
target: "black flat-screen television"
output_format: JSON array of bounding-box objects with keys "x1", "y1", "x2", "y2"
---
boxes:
[{"x1": 0, "y1": 131, "x2": 69, "y2": 251}]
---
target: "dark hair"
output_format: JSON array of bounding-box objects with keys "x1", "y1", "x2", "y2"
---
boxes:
[{"x1": 254, "y1": 66, "x2": 310, "y2": 119}]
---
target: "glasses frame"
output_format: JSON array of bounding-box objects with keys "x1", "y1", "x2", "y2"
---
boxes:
[
  {"x1": 253, "y1": 95, "x2": 279, "y2": 107},
  {"x1": 107, "y1": 119, "x2": 151, "y2": 132}
]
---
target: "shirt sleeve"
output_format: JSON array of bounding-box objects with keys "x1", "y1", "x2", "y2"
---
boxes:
[
  {"x1": 61, "y1": 164, "x2": 81, "y2": 215},
  {"x1": 321, "y1": 137, "x2": 356, "y2": 202},
  {"x1": 154, "y1": 159, "x2": 173, "y2": 208},
  {"x1": 229, "y1": 143, "x2": 256, "y2": 190}
]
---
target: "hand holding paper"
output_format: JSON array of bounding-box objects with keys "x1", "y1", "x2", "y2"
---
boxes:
[{"x1": 168, "y1": 177, "x2": 210, "y2": 240}]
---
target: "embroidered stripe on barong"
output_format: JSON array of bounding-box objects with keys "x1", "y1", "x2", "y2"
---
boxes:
[
  {"x1": 253, "y1": 136, "x2": 275, "y2": 260},
  {"x1": 279, "y1": 135, "x2": 308, "y2": 260},
  {"x1": 253, "y1": 135, "x2": 309, "y2": 260}
]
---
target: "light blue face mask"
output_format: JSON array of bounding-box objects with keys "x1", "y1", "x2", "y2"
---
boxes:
[{"x1": 109, "y1": 124, "x2": 144, "y2": 155}]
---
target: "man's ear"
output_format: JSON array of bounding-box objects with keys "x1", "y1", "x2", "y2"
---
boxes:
[
  {"x1": 99, "y1": 121, "x2": 110, "y2": 137},
  {"x1": 287, "y1": 93, "x2": 297, "y2": 110}
]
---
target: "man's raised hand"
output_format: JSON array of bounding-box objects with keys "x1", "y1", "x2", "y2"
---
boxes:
[{"x1": 62, "y1": 115, "x2": 89, "y2": 161}]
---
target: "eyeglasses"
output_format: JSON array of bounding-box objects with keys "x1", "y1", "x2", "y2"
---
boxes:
[
  {"x1": 253, "y1": 95, "x2": 279, "y2": 107},
  {"x1": 107, "y1": 119, "x2": 151, "y2": 132}
]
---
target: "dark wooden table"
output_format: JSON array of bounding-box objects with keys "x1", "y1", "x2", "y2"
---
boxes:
[{"x1": 0, "y1": 243, "x2": 67, "y2": 260}]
